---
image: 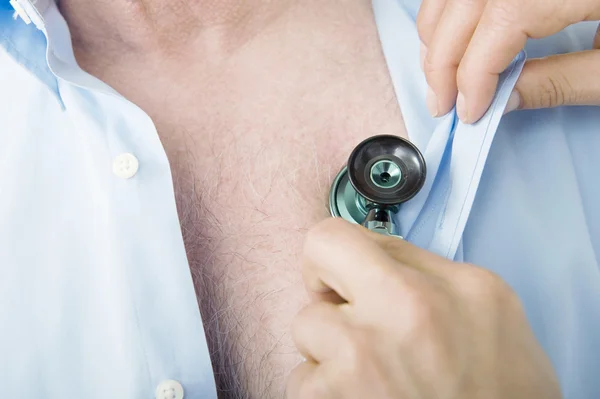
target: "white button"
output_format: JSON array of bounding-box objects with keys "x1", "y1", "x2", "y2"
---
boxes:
[
  {"x1": 155, "y1": 380, "x2": 184, "y2": 399},
  {"x1": 112, "y1": 153, "x2": 139, "y2": 179}
]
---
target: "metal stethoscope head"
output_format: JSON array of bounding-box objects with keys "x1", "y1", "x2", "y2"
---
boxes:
[{"x1": 329, "y1": 135, "x2": 427, "y2": 238}]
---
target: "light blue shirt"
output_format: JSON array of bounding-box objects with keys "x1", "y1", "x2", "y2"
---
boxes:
[{"x1": 1, "y1": 0, "x2": 599, "y2": 398}]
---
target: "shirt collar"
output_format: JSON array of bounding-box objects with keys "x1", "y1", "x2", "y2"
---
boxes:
[
  {"x1": 1, "y1": 0, "x2": 62, "y2": 106},
  {"x1": 8, "y1": 0, "x2": 52, "y2": 30}
]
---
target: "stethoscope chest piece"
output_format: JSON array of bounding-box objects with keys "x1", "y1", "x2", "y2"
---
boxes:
[{"x1": 329, "y1": 135, "x2": 426, "y2": 237}]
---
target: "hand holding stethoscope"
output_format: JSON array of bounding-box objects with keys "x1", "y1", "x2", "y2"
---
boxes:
[
  {"x1": 418, "y1": 0, "x2": 600, "y2": 123},
  {"x1": 285, "y1": 0, "x2": 600, "y2": 395},
  {"x1": 286, "y1": 218, "x2": 561, "y2": 399},
  {"x1": 289, "y1": 134, "x2": 560, "y2": 397},
  {"x1": 293, "y1": 128, "x2": 555, "y2": 398}
]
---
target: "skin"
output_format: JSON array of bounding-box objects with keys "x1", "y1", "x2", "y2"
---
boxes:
[
  {"x1": 288, "y1": 218, "x2": 561, "y2": 398},
  {"x1": 417, "y1": 0, "x2": 600, "y2": 123},
  {"x1": 59, "y1": 0, "x2": 560, "y2": 397},
  {"x1": 60, "y1": 0, "x2": 407, "y2": 396}
]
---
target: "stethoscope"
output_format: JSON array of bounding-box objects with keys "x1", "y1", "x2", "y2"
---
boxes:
[{"x1": 328, "y1": 135, "x2": 427, "y2": 238}]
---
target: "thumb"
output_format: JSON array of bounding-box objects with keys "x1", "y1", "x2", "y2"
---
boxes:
[{"x1": 505, "y1": 49, "x2": 600, "y2": 113}]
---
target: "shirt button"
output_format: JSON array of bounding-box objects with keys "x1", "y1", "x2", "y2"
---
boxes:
[
  {"x1": 112, "y1": 153, "x2": 139, "y2": 179},
  {"x1": 155, "y1": 380, "x2": 184, "y2": 399}
]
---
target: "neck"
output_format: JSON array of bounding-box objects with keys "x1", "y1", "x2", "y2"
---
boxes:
[{"x1": 60, "y1": 0, "x2": 293, "y2": 56}]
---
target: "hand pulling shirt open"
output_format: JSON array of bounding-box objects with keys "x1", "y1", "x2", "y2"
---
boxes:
[
  {"x1": 373, "y1": 0, "x2": 528, "y2": 259},
  {"x1": 1, "y1": 0, "x2": 600, "y2": 398}
]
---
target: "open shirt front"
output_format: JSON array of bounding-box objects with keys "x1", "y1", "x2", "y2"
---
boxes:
[{"x1": 1, "y1": 0, "x2": 600, "y2": 397}]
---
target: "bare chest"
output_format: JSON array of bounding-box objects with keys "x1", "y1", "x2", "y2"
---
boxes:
[{"x1": 79, "y1": 6, "x2": 408, "y2": 395}]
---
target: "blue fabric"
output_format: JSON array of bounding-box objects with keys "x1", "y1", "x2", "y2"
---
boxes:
[
  {"x1": 0, "y1": 0, "x2": 14, "y2": 9},
  {"x1": 0, "y1": 4, "x2": 62, "y2": 104},
  {"x1": 374, "y1": 0, "x2": 526, "y2": 258},
  {"x1": 0, "y1": 1, "x2": 217, "y2": 398},
  {"x1": 376, "y1": 1, "x2": 600, "y2": 398}
]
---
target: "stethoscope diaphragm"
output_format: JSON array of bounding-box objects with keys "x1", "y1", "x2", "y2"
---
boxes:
[{"x1": 328, "y1": 135, "x2": 426, "y2": 237}]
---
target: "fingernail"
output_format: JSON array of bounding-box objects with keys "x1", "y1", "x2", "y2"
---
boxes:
[
  {"x1": 456, "y1": 92, "x2": 470, "y2": 123},
  {"x1": 426, "y1": 86, "x2": 439, "y2": 117},
  {"x1": 504, "y1": 90, "x2": 521, "y2": 114},
  {"x1": 420, "y1": 42, "x2": 427, "y2": 71}
]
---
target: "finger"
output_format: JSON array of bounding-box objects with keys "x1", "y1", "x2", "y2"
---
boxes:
[
  {"x1": 424, "y1": 0, "x2": 487, "y2": 117},
  {"x1": 508, "y1": 50, "x2": 600, "y2": 111},
  {"x1": 303, "y1": 218, "x2": 397, "y2": 303},
  {"x1": 361, "y1": 228, "x2": 452, "y2": 277},
  {"x1": 457, "y1": 1, "x2": 530, "y2": 123},
  {"x1": 420, "y1": 42, "x2": 427, "y2": 71},
  {"x1": 291, "y1": 301, "x2": 351, "y2": 362},
  {"x1": 416, "y1": 0, "x2": 450, "y2": 46},
  {"x1": 594, "y1": 23, "x2": 600, "y2": 50}
]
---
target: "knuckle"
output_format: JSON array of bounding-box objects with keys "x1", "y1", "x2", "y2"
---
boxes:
[
  {"x1": 422, "y1": 55, "x2": 436, "y2": 75},
  {"x1": 423, "y1": 60, "x2": 459, "y2": 95},
  {"x1": 380, "y1": 271, "x2": 408, "y2": 295},
  {"x1": 297, "y1": 302, "x2": 331, "y2": 322},
  {"x1": 423, "y1": 52, "x2": 452, "y2": 74},
  {"x1": 548, "y1": 73, "x2": 576, "y2": 107},
  {"x1": 377, "y1": 238, "x2": 408, "y2": 260},
  {"x1": 520, "y1": 58, "x2": 582, "y2": 109},
  {"x1": 422, "y1": 50, "x2": 458, "y2": 74},
  {"x1": 416, "y1": 12, "x2": 432, "y2": 43},
  {"x1": 488, "y1": 0, "x2": 520, "y2": 27},
  {"x1": 292, "y1": 305, "x2": 309, "y2": 327},
  {"x1": 291, "y1": 308, "x2": 309, "y2": 337},
  {"x1": 292, "y1": 303, "x2": 323, "y2": 332},
  {"x1": 538, "y1": 73, "x2": 574, "y2": 108},
  {"x1": 315, "y1": 217, "x2": 350, "y2": 236},
  {"x1": 305, "y1": 219, "x2": 330, "y2": 242},
  {"x1": 305, "y1": 217, "x2": 347, "y2": 247},
  {"x1": 455, "y1": 264, "x2": 514, "y2": 302}
]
